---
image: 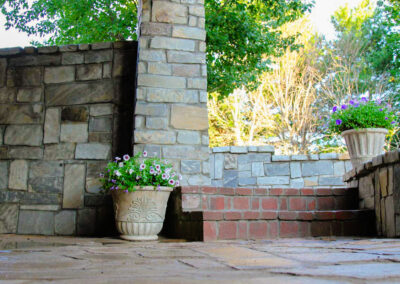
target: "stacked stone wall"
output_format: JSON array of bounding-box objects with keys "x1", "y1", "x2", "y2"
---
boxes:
[
  {"x1": 344, "y1": 150, "x2": 400, "y2": 237},
  {"x1": 210, "y1": 146, "x2": 352, "y2": 188},
  {"x1": 0, "y1": 41, "x2": 138, "y2": 236},
  {"x1": 134, "y1": 0, "x2": 210, "y2": 186}
]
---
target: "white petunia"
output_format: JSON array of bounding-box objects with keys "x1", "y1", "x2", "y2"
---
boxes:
[{"x1": 114, "y1": 170, "x2": 121, "y2": 177}]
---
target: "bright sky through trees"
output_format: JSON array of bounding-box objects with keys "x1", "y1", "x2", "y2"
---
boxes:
[{"x1": 0, "y1": 0, "x2": 363, "y2": 48}]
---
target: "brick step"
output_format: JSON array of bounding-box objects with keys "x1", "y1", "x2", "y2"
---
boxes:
[
  {"x1": 202, "y1": 209, "x2": 375, "y2": 241},
  {"x1": 181, "y1": 187, "x2": 359, "y2": 212}
]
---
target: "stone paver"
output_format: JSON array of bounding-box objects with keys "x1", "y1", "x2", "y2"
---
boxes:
[{"x1": 1, "y1": 236, "x2": 400, "y2": 283}]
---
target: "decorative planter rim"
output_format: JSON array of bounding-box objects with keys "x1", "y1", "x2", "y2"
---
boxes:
[
  {"x1": 341, "y1": 128, "x2": 389, "y2": 136},
  {"x1": 113, "y1": 186, "x2": 173, "y2": 193}
]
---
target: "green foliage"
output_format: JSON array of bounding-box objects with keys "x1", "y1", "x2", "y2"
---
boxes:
[
  {"x1": 327, "y1": 98, "x2": 397, "y2": 135},
  {"x1": 0, "y1": 0, "x2": 138, "y2": 45},
  {"x1": 206, "y1": 0, "x2": 312, "y2": 97},
  {"x1": 99, "y1": 152, "x2": 181, "y2": 193}
]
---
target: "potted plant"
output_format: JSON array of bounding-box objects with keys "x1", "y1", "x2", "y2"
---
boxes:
[
  {"x1": 99, "y1": 151, "x2": 181, "y2": 241},
  {"x1": 328, "y1": 97, "x2": 397, "y2": 167}
]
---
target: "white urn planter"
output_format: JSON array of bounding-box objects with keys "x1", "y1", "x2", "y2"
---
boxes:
[
  {"x1": 341, "y1": 128, "x2": 388, "y2": 168},
  {"x1": 111, "y1": 186, "x2": 172, "y2": 241}
]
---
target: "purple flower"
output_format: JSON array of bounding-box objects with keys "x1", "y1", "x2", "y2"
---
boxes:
[
  {"x1": 354, "y1": 102, "x2": 360, "y2": 108},
  {"x1": 379, "y1": 108, "x2": 383, "y2": 111},
  {"x1": 111, "y1": 186, "x2": 115, "y2": 190},
  {"x1": 361, "y1": 97, "x2": 368, "y2": 102},
  {"x1": 176, "y1": 181, "x2": 180, "y2": 186},
  {"x1": 124, "y1": 189, "x2": 128, "y2": 193},
  {"x1": 123, "y1": 154, "x2": 130, "y2": 161},
  {"x1": 114, "y1": 170, "x2": 121, "y2": 177},
  {"x1": 157, "y1": 185, "x2": 161, "y2": 191},
  {"x1": 336, "y1": 119, "x2": 342, "y2": 125},
  {"x1": 349, "y1": 100, "x2": 355, "y2": 105},
  {"x1": 341, "y1": 104, "x2": 347, "y2": 110},
  {"x1": 111, "y1": 179, "x2": 116, "y2": 183},
  {"x1": 385, "y1": 117, "x2": 389, "y2": 120},
  {"x1": 168, "y1": 179, "x2": 175, "y2": 186},
  {"x1": 332, "y1": 106, "x2": 337, "y2": 113},
  {"x1": 115, "y1": 186, "x2": 119, "y2": 190},
  {"x1": 391, "y1": 121, "x2": 396, "y2": 124},
  {"x1": 143, "y1": 151, "x2": 148, "y2": 157},
  {"x1": 377, "y1": 98, "x2": 382, "y2": 105},
  {"x1": 99, "y1": 173, "x2": 104, "y2": 178}
]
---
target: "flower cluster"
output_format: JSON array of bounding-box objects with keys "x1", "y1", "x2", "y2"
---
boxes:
[
  {"x1": 99, "y1": 151, "x2": 182, "y2": 193},
  {"x1": 327, "y1": 97, "x2": 397, "y2": 135}
]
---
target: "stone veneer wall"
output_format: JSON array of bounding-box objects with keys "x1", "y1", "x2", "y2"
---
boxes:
[
  {"x1": 0, "y1": 41, "x2": 138, "y2": 236},
  {"x1": 134, "y1": 0, "x2": 210, "y2": 186},
  {"x1": 210, "y1": 146, "x2": 352, "y2": 188},
  {"x1": 344, "y1": 150, "x2": 400, "y2": 237}
]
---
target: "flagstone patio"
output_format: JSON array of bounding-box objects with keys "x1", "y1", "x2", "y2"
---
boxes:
[{"x1": 1, "y1": 234, "x2": 400, "y2": 283}]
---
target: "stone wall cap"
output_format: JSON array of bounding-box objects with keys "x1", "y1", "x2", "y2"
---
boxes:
[
  {"x1": 212, "y1": 146, "x2": 230, "y2": 153},
  {"x1": 230, "y1": 146, "x2": 248, "y2": 153},
  {"x1": 0, "y1": 47, "x2": 23, "y2": 56}
]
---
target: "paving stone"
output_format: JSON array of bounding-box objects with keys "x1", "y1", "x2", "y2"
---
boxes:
[
  {"x1": 63, "y1": 164, "x2": 86, "y2": 209},
  {"x1": 55, "y1": 211, "x2": 76, "y2": 235},
  {"x1": 0, "y1": 162, "x2": 8, "y2": 189},
  {"x1": 8, "y1": 146, "x2": 43, "y2": 159},
  {"x1": 60, "y1": 123, "x2": 88, "y2": 143},
  {"x1": 17, "y1": 210, "x2": 54, "y2": 235},
  {"x1": 0, "y1": 204, "x2": 18, "y2": 233},
  {"x1": 44, "y1": 143, "x2": 75, "y2": 160},
  {"x1": 9, "y1": 160, "x2": 28, "y2": 190},
  {"x1": 44, "y1": 108, "x2": 60, "y2": 144},
  {"x1": 75, "y1": 143, "x2": 111, "y2": 160}
]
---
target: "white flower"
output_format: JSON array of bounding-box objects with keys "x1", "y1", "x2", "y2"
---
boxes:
[
  {"x1": 115, "y1": 157, "x2": 121, "y2": 161},
  {"x1": 143, "y1": 151, "x2": 148, "y2": 157},
  {"x1": 114, "y1": 170, "x2": 121, "y2": 177},
  {"x1": 168, "y1": 179, "x2": 175, "y2": 185},
  {"x1": 162, "y1": 173, "x2": 168, "y2": 180},
  {"x1": 140, "y1": 164, "x2": 146, "y2": 170},
  {"x1": 155, "y1": 165, "x2": 161, "y2": 171},
  {"x1": 129, "y1": 169, "x2": 134, "y2": 174},
  {"x1": 119, "y1": 162, "x2": 124, "y2": 168},
  {"x1": 123, "y1": 154, "x2": 130, "y2": 161}
]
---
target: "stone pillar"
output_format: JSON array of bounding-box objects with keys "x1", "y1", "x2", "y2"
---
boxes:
[{"x1": 135, "y1": 0, "x2": 210, "y2": 185}]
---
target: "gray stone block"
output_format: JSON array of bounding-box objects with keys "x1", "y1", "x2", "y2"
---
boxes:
[
  {"x1": 188, "y1": 175, "x2": 210, "y2": 186},
  {"x1": 89, "y1": 117, "x2": 112, "y2": 132},
  {"x1": 28, "y1": 177, "x2": 63, "y2": 193},
  {"x1": 0, "y1": 58, "x2": 5, "y2": 87},
  {"x1": 62, "y1": 52, "x2": 84, "y2": 65},
  {"x1": 0, "y1": 104, "x2": 42, "y2": 124},
  {"x1": 17, "y1": 88, "x2": 42, "y2": 102},
  {"x1": 302, "y1": 160, "x2": 334, "y2": 177},
  {"x1": 238, "y1": 163, "x2": 251, "y2": 171},
  {"x1": 291, "y1": 155, "x2": 308, "y2": 161},
  {"x1": 9, "y1": 160, "x2": 28, "y2": 190},
  {"x1": 238, "y1": 177, "x2": 257, "y2": 186},
  {"x1": 7, "y1": 67, "x2": 41, "y2": 87},
  {"x1": 4, "y1": 125, "x2": 43, "y2": 146},
  {"x1": 55, "y1": 211, "x2": 76, "y2": 235},
  {"x1": 230, "y1": 146, "x2": 248, "y2": 153},
  {"x1": 135, "y1": 102, "x2": 168, "y2": 116},
  {"x1": 91, "y1": 42, "x2": 112, "y2": 50},
  {"x1": 60, "y1": 123, "x2": 88, "y2": 143},
  {"x1": 202, "y1": 160, "x2": 210, "y2": 175},
  {"x1": 320, "y1": 153, "x2": 339, "y2": 160},
  {"x1": 265, "y1": 163, "x2": 290, "y2": 176},
  {"x1": 177, "y1": 130, "x2": 200, "y2": 144},
  {"x1": 309, "y1": 154, "x2": 319, "y2": 160},
  {"x1": 44, "y1": 143, "x2": 75, "y2": 160},
  {"x1": 38, "y1": 46, "x2": 58, "y2": 54},
  {"x1": 214, "y1": 153, "x2": 224, "y2": 179},
  {"x1": 237, "y1": 153, "x2": 271, "y2": 164},
  {"x1": 77, "y1": 64, "x2": 102, "y2": 81},
  {"x1": 181, "y1": 160, "x2": 201, "y2": 174},
  {"x1": 90, "y1": 104, "x2": 113, "y2": 116},
  {"x1": 20, "y1": 205, "x2": 60, "y2": 211},
  {"x1": 75, "y1": 143, "x2": 111, "y2": 160},
  {"x1": 224, "y1": 154, "x2": 237, "y2": 169},
  {"x1": 18, "y1": 210, "x2": 54, "y2": 235},
  {"x1": 146, "y1": 88, "x2": 198, "y2": 103},
  {"x1": 63, "y1": 164, "x2": 86, "y2": 209},
  {"x1": 44, "y1": 66, "x2": 75, "y2": 84},
  {"x1": 252, "y1": 162, "x2": 264, "y2": 177},
  {"x1": 257, "y1": 176, "x2": 289, "y2": 185},
  {"x1": 30, "y1": 161, "x2": 63, "y2": 178},
  {"x1": 257, "y1": 145, "x2": 275, "y2": 153},
  {"x1": 212, "y1": 146, "x2": 230, "y2": 153},
  {"x1": 223, "y1": 170, "x2": 238, "y2": 187},
  {"x1": 162, "y1": 145, "x2": 209, "y2": 160},
  {"x1": 0, "y1": 88, "x2": 15, "y2": 103},
  {"x1": 334, "y1": 161, "x2": 346, "y2": 176},
  {"x1": 290, "y1": 178, "x2": 304, "y2": 188},
  {"x1": 77, "y1": 208, "x2": 96, "y2": 236},
  {"x1": 9, "y1": 55, "x2": 60, "y2": 67},
  {"x1": 44, "y1": 108, "x2": 60, "y2": 144},
  {"x1": 0, "y1": 204, "x2": 18, "y2": 233},
  {"x1": 271, "y1": 155, "x2": 290, "y2": 162},
  {"x1": 85, "y1": 50, "x2": 113, "y2": 63},
  {"x1": 290, "y1": 162, "x2": 301, "y2": 178},
  {"x1": 46, "y1": 81, "x2": 113, "y2": 106},
  {"x1": 319, "y1": 176, "x2": 345, "y2": 186},
  {"x1": 0, "y1": 162, "x2": 8, "y2": 189}
]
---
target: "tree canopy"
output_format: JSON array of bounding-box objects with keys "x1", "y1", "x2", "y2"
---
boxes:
[{"x1": 0, "y1": 0, "x2": 312, "y2": 97}]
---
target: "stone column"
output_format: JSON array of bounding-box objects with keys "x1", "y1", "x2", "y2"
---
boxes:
[{"x1": 135, "y1": 0, "x2": 210, "y2": 185}]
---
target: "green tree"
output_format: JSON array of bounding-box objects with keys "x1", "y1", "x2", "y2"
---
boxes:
[{"x1": 0, "y1": 0, "x2": 312, "y2": 97}]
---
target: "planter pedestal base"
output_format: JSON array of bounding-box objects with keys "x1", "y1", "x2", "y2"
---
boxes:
[{"x1": 121, "y1": 235, "x2": 158, "y2": 241}]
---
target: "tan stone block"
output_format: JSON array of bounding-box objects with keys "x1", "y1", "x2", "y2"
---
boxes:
[
  {"x1": 148, "y1": 62, "x2": 171, "y2": 75},
  {"x1": 135, "y1": 130, "x2": 176, "y2": 144},
  {"x1": 139, "y1": 50, "x2": 167, "y2": 62},
  {"x1": 188, "y1": 78, "x2": 207, "y2": 89},
  {"x1": 4, "y1": 125, "x2": 43, "y2": 146},
  {"x1": 380, "y1": 168, "x2": 388, "y2": 197},
  {"x1": 381, "y1": 198, "x2": 387, "y2": 236},
  {"x1": 172, "y1": 26, "x2": 206, "y2": 40},
  {"x1": 152, "y1": 1, "x2": 188, "y2": 24},
  {"x1": 189, "y1": 5, "x2": 205, "y2": 16},
  {"x1": 167, "y1": 51, "x2": 206, "y2": 64},
  {"x1": 141, "y1": 22, "x2": 172, "y2": 36},
  {"x1": 0, "y1": 88, "x2": 16, "y2": 103},
  {"x1": 63, "y1": 164, "x2": 85, "y2": 209},
  {"x1": 198, "y1": 17, "x2": 205, "y2": 28},
  {"x1": 147, "y1": 88, "x2": 198, "y2": 103},
  {"x1": 44, "y1": 66, "x2": 75, "y2": 84},
  {"x1": 386, "y1": 195, "x2": 396, "y2": 237},
  {"x1": 138, "y1": 74, "x2": 186, "y2": 89},
  {"x1": 172, "y1": 64, "x2": 200, "y2": 77},
  {"x1": 44, "y1": 108, "x2": 60, "y2": 144},
  {"x1": 9, "y1": 160, "x2": 28, "y2": 190},
  {"x1": 171, "y1": 105, "x2": 208, "y2": 130},
  {"x1": 199, "y1": 41, "x2": 206, "y2": 52},
  {"x1": 0, "y1": 104, "x2": 42, "y2": 124},
  {"x1": 189, "y1": 16, "x2": 197, "y2": 26},
  {"x1": 60, "y1": 123, "x2": 88, "y2": 143},
  {"x1": 77, "y1": 64, "x2": 102, "y2": 81},
  {"x1": 388, "y1": 166, "x2": 394, "y2": 196},
  {"x1": 17, "y1": 88, "x2": 42, "y2": 102},
  {"x1": 151, "y1": 36, "x2": 195, "y2": 51}
]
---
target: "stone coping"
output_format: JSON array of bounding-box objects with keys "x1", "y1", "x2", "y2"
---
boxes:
[
  {"x1": 343, "y1": 149, "x2": 400, "y2": 182},
  {"x1": 0, "y1": 41, "x2": 136, "y2": 56},
  {"x1": 211, "y1": 146, "x2": 349, "y2": 161}
]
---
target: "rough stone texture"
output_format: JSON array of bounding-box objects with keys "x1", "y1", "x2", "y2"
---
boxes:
[
  {"x1": 44, "y1": 108, "x2": 60, "y2": 144},
  {"x1": 90, "y1": 104, "x2": 113, "y2": 116},
  {"x1": 44, "y1": 66, "x2": 75, "y2": 84},
  {"x1": 7, "y1": 67, "x2": 41, "y2": 87},
  {"x1": 17, "y1": 210, "x2": 54, "y2": 235},
  {"x1": 30, "y1": 161, "x2": 64, "y2": 178},
  {"x1": 152, "y1": 1, "x2": 188, "y2": 24},
  {"x1": 265, "y1": 163, "x2": 290, "y2": 176},
  {"x1": 77, "y1": 64, "x2": 102, "y2": 81},
  {"x1": 9, "y1": 160, "x2": 28, "y2": 190},
  {"x1": 60, "y1": 123, "x2": 88, "y2": 143},
  {"x1": 75, "y1": 143, "x2": 111, "y2": 160},
  {"x1": 181, "y1": 160, "x2": 201, "y2": 174},
  {"x1": 44, "y1": 143, "x2": 75, "y2": 160},
  {"x1": 55, "y1": 211, "x2": 76, "y2": 235},
  {"x1": 0, "y1": 162, "x2": 8, "y2": 189},
  {"x1": 63, "y1": 164, "x2": 86, "y2": 209},
  {"x1": 28, "y1": 177, "x2": 63, "y2": 194},
  {"x1": 0, "y1": 104, "x2": 42, "y2": 124},
  {"x1": 0, "y1": 204, "x2": 18, "y2": 233},
  {"x1": 170, "y1": 105, "x2": 208, "y2": 130},
  {"x1": 4, "y1": 125, "x2": 43, "y2": 146},
  {"x1": 17, "y1": 88, "x2": 42, "y2": 102},
  {"x1": 61, "y1": 106, "x2": 88, "y2": 122}
]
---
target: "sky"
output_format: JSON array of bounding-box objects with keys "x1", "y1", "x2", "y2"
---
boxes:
[{"x1": 0, "y1": 0, "x2": 365, "y2": 48}]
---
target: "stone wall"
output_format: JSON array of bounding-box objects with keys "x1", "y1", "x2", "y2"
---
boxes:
[
  {"x1": 344, "y1": 150, "x2": 400, "y2": 237},
  {"x1": 134, "y1": 0, "x2": 210, "y2": 186},
  {"x1": 210, "y1": 146, "x2": 352, "y2": 188},
  {"x1": 0, "y1": 41, "x2": 138, "y2": 236}
]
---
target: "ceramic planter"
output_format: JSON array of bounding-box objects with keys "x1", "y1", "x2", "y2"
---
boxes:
[
  {"x1": 341, "y1": 128, "x2": 388, "y2": 168},
  {"x1": 111, "y1": 186, "x2": 173, "y2": 241}
]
